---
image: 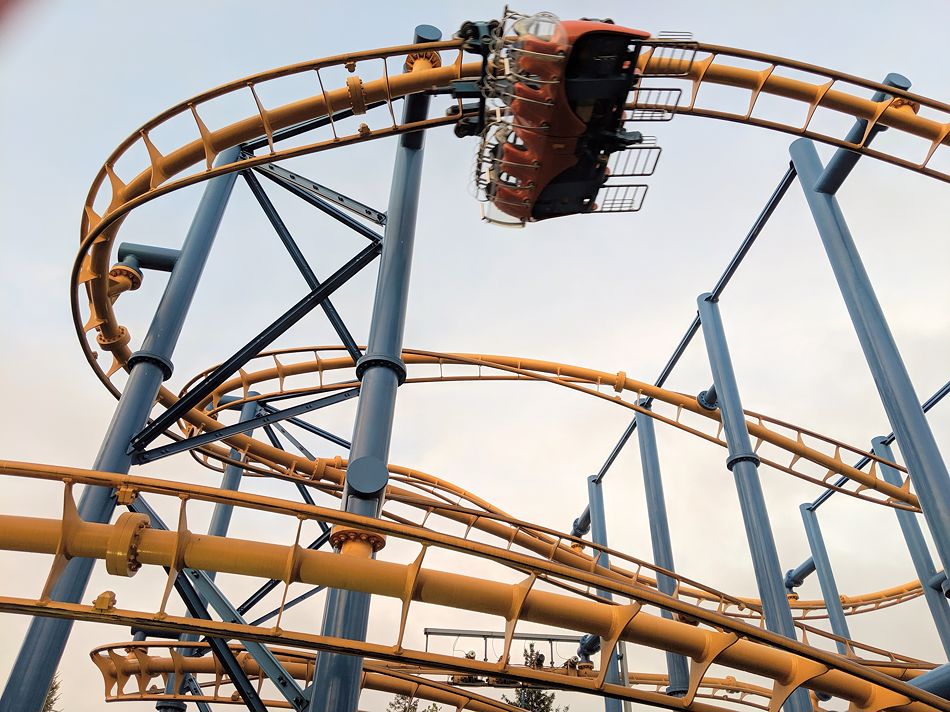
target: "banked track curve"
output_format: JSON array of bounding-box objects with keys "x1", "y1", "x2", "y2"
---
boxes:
[{"x1": 18, "y1": 20, "x2": 946, "y2": 712}]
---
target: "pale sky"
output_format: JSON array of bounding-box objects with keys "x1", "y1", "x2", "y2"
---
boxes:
[{"x1": 1, "y1": 2, "x2": 949, "y2": 711}]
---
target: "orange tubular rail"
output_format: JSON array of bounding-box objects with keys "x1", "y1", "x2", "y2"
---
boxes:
[
  {"x1": 71, "y1": 40, "x2": 950, "y2": 404},
  {"x1": 0, "y1": 465, "x2": 944, "y2": 712},
  {"x1": 164, "y1": 346, "x2": 928, "y2": 622},
  {"x1": 634, "y1": 42, "x2": 950, "y2": 183},
  {"x1": 90, "y1": 641, "x2": 523, "y2": 712},
  {"x1": 87, "y1": 640, "x2": 834, "y2": 712}
]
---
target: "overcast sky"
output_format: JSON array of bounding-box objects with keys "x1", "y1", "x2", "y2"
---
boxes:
[{"x1": 1, "y1": 2, "x2": 949, "y2": 711}]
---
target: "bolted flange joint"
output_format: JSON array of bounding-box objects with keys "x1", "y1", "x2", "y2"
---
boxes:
[
  {"x1": 127, "y1": 350, "x2": 174, "y2": 380},
  {"x1": 726, "y1": 453, "x2": 760, "y2": 471},
  {"x1": 329, "y1": 525, "x2": 386, "y2": 553},
  {"x1": 96, "y1": 325, "x2": 131, "y2": 352},
  {"x1": 105, "y1": 512, "x2": 150, "y2": 577},
  {"x1": 697, "y1": 388, "x2": 719, "y2": 411},
  {"x1": 355, "y1": 352, "x2": 407, "y2": 384}
]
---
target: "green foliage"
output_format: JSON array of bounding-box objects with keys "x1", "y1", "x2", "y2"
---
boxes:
[
  {"x1": 43, "y1": 672, "x2": 62, "y2": 712},
  {"x1": 501, "y1": 644, "x2": 568, "y2": 712},
  {"x1": 387, "y1": 693, "x2": 441, "y2": 712}
]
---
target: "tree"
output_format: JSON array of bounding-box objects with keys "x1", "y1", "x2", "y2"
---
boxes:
[
  {"x1": 387, "y1": 694, "x2": 440, "y2": 712},
  {"x1": 42, "y1": 672, "x2": 62, "y2": 712},
  {"x1": 502, "y1": 644, "x2": 568, "y2": 712}
]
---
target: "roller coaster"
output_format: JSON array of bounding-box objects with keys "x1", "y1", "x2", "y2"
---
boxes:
[{"x1": 1, "y1": 8, "x2": 949, "y2": 712}]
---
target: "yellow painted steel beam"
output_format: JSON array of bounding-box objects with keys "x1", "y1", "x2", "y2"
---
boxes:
[
  {"x1": 90, "y1": 641, "x2": 522, "y2": 712},
  {"x1": 70, "y1": 39, "x2": 950, "y2": 407},
  {"x1": 0, "y1": 473, "x2": 943, "y2": 712},
  {"x1": 88, "y1": 640, "x2": 840, "y2": 712}
]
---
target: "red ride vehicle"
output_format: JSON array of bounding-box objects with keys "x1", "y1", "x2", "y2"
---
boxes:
[{"x1": 487, "y1": 15, "x2": 650, "y2": 222}]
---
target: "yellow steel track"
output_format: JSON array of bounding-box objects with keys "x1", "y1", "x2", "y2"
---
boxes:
[{"x1": 1, "y1": 25, "x2": 945, "y2": 712}]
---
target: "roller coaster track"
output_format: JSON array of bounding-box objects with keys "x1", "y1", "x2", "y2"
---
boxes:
[
  {"x1": 85, "y1": 640, "x2": 841, "y2": 711},
  {"x1": 168, "y1": 345, "x2": 926, "y2": 622},
  {"x1": 0, "y1": 464, "x2": 945, "y2": 712},
  {"x1": 1, "y1": 18, "x2": 945, "y2": 712}
]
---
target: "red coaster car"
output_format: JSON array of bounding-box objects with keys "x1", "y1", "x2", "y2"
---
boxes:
[{"x1": 488, "y1": 15, "x2": 650, "y2": 222}]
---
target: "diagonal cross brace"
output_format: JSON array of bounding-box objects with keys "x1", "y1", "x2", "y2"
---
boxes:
[
  {"x1": 129, "y1": 241, "x2": 381, "y2": 452},
  {"x1": 243, "y1": 170, "x2": 363, "y2": 363},
  {"x1": 256, "y1": 166, "x2": 384, "y2": 243},
  {"x1": 133, "y1": 388, "x2": 359, "y2": 464},
  {"x1": 130, "y1": 496, "x2": 308, "y2": 710},
  {"x1": 253, "y1": 162, "x2": 386, "y2": 226}
]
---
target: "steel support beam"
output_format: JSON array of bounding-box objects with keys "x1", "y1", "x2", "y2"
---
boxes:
[
  {"x1": 798, "y1": 504, "x2": 850, "y2": 652},
  {"x1": 635, "y1": 402, "x2": 689, "y2": 696},
  {"x1": 873, "y1": 438, "x2": 950, "y2": 659},
  {"x1": 0, "y1": 146, "x2": 241, "y2": 712},
  {"x1": 256, "y1": 166, "x2": 384, "y2": 243},
  {"x1": 586, "y1": 475, "x2": 623, "y2": 712},
  {"x1": 910, "y1": 663, "x2": 950, "y2": 699},
  {"x1": 308, "y1": 25, "x2": 440, "y2": 712},
  {"x1": 790, "y1": 138, "x2": 950, "y2": 578},
  {"x1": 207, "y1": 398, "x2": 260, "y2": 540},
  {"x1": 135, "y1": 388, "x2": 359, "y2": 463},
  {"x1": 697, "y1": 292, "x2": 809, "y2": 712},
  {"x1": 570, "y1": 166, "x2": 796, "y2": 536},
  {"x1": 243, "y1": 169, "x2": 363, "y2": 362},
  {"x1": 160, "y1": 396, "x2": 261, "y2": 712},
  {"x1": 812, "y1": 73, "x2": 912, "y2": 195},
  {"x1": 130, "y1": 241, "x2": 380, "y2": 451},
  {"x1": 130, "y1": 497, "x2": 307, "y2": 710}
]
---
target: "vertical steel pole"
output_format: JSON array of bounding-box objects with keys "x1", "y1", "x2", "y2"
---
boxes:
[
  {"x1": 207, "y1": 397, "x2": 260, "y2": 540},
  {"x1": 798, "y1": 504, "x2": 850, "y2": 652},
  {"x1": 635, "y1": 402, "x2": 689, "y2": 696},
  {"x1": 873, "y1": 437, "x2": 950, "y2": 659},
  {"x1": 308, "y1": 26, "x2": 439, "y2": 712},
  {"x1": 790, "y1": 138, "x2": 950, "y2": 578},
  {"x1": 587, "y1": 475, "x2": 623, "y2": 712},
  {"x1": 1, "y1": 146, "x2": 240, "y2": 712},
  {"x1": 696, "y1": 293, "x2": 809, "y2": 712}
]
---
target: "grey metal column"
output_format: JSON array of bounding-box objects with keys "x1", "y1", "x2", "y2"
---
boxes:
[
  {"x1": 587, "y1": 475, "x2": 623, "y2": 712},
  {"x1": 790, "y1": 138, "x2": 950, "y2": 578},
  {"x1": 873, "y1": 437, "x2": 950, "y2": 659},
  {"x1": 207, "y1": 397, "x2": 260, "y2": 540},
  {"x1": 696, "y1": 293, "x2": 809, "y2": 712},
  {"x1": 0, "y1": 146, "x2": 240, "y2": 712},
  {"x1": 798, "y1": 504, "x2": 850, "y2": 652},
  {"x1": 158, "y1": 395, "x2": 261, "y2": 712},
  {"x1": 635, "y1": 402, "x2": 689, "y2": 695},
  {"x1": 308, "y1": 25, "x2": 439, "y2": 712}
]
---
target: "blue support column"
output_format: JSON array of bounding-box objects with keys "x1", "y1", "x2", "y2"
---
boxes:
[
  {"x1": 790, "y1": 138, "x2": 950, "y2": 579},
  {"x1": 873, "y1": 437, "x2": 950, "y2": 659},
  {"x1": 910, "y1": 663, "x2": 950, "y2": 698},
  {"x1": 696, "y1": 293, "x2": 809, "y2": 712},
  {"x1": 586, "y1": 475, "x2": 623, "y2": 712},
  {"x1": 308, "y1": 25, "x2": 439, "y2": 712},
  {"x1": 0, "y1": 146, "x2": 241, "y2": 712},
  {"x1": 635, "y1": 402, "x2": 689, "y2": 696},
  {"x1": 207, "y1": 397, "x2": 260, "y2": 540},
  {"x1": 798, "y1": 504, "x2": 850, "y2": 652}
]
